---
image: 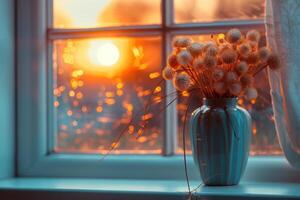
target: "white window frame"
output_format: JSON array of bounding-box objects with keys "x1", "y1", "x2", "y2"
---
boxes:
[{"x1": 17, "y1": 0, "x2": 296, "y2": 182}]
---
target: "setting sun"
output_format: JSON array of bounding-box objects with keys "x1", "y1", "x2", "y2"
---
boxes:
[{"x1": 88, "y1": 41, "x2": 120, "y2": 67}]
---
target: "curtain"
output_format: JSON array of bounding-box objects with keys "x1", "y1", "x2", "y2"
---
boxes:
[{"x1": 266, "y1": 0, "x2": 300, "y2": 168}]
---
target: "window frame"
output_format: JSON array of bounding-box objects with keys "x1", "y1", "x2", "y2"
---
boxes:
[{"x1": 17, "y1": 0, "x2": 288, "y2": 181}]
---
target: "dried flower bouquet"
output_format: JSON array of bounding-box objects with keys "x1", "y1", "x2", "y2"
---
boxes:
[{"x1": 162, "y1": 28, "x2": 280, "y2": 100}]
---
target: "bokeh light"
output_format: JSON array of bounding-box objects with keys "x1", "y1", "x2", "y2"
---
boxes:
[{"x1": 52, "y1": 0, "x2": 281, "y2": 155}]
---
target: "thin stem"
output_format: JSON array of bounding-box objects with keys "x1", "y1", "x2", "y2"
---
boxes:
[
  {"x1": 137, "y1": 87, "x2": 201, "y2": 139},
  {"x1": 136, "y1": 96, "x2": 178, "y2": 139},
  {"x1": 182, "y1": 95, "x2": 192, "y2": 198},
  {"x1": 182, "y1": 65, "x2": 202, "y2": 89},
  {"x1": 252, "y1": 63, "x2": 268, "y2": 76},
  {"x1": 99, "y1": 95, "x2": 179, "y2": 161}
]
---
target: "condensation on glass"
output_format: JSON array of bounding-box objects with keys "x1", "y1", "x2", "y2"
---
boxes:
[
  {"x1": 53, "y1": 0, "x2": 161, "y2": 28},
  {"x1": 52, "y1": 37, "x2": 163, "y2": 154},
  {"x1": 174, "y1": 0, "x2": 265, "y2": 24},
  {"x1": 174, "y1": 33, "x2": 282, "y2": 156}
]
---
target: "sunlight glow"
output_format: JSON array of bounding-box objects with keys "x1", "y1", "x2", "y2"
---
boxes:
[
  {"x1": 88, "y1": 41, "x2": 120, "y2": 67},
  {"x1": 54, "y1": 0, "x2": 109, "y2": 28}
]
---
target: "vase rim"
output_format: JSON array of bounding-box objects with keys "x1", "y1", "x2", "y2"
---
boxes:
[{"x1": 203, "y1": 97, "x2": 238, "y2": 107}]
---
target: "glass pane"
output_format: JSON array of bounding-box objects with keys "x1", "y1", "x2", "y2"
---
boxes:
[
  {"x1": 52, "y1": 37, "x2": 163, "y2": 154},
  {"x1": 174, "y1": 33, "x2": 282, "y2": 156},
  {"x1": 53, "y1": 0, "x2": 161, "y2": 28},
  {"x1": 174, "y1": 0, "x2": 265, "y2": 24}
]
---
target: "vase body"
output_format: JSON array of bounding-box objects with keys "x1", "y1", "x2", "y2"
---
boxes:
[
  {"x1": 266, "y1": 0, "x2": 300, "y2": 168},
  {"x1": 189, "y1": 98, "x2": 251, "y2": 186}
]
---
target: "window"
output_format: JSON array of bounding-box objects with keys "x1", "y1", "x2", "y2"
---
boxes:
[{"x1": 18, "y1": 0, "x2": 281, "y2": 179}]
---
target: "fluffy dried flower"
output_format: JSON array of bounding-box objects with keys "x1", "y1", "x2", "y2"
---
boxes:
[
  {"x1": 235, "y1": 61, "x2": 249, "y2": 74},
  {"x1": 206, "y1": 45, "x2": 218, "y2": 57},
  {"x1": 168, "y1": 54, "x2": 179, "y2": 69},
  {"x1": 213, "y1": 81, "x2": 227, "y2": 95},
  {"x1": 229, "y1": 82, "x2": 242, "y2": 96},
  {"x1": 237, "y1": 42, "x2": 251, "y2": 57},
  {"x1": 258, "y1": 47, "x2": 271, "y2": 63},
  {"x1": 193, "y1": 57, "x2": 204, "y2": 69},
  {"x1": 267, "y1": 53, "x2": 281, "y2": 70},
  {"x1": 173, "y1": 38, "x2": 191, "y2": 48},
  {"x1": 240, "y1": 74, "x2": 254, "y2": 88},
  {"x1": 247, "y1": 51, "x2": 259, "y2": 64},
  {"x1": 162, "y1": 66, "x2": 174, "y2": 80},
  {"x1": 221, "y1": 49, "x2": 238, "y2": 64},
  {"x1": 173, "y1": 72, "x2": 191, "y2": 91},
  {"x1": 212, "y1": 68, "x2": 225, "y2": 82},
  {"x1": 204, "y1": 41, "x2": 217, "y2": 49},
  {"x1": 218, "y1": 43, "x2": 232, "y2": 54},
  {"x1": 203, "y1": 55, "x2": 217, "y2": 68},
  {"x1": 225, "y1": 71, "x2": 238, "y2": 83},
  {"x1": 177, "y1": 50, "x2": 193, "y2": 66},
  {"x1": 188, "y1": 42, "x2": 204, "y2": 57},
  {"x1": 246, "y1": 30, "x2": 260, "y2": 43},
  {"x1": 245, "y1": 87, "x2": 258, "y2": 100},
  {"x1": 226, "y1": 28, "x2": 242, "y2": 43}
]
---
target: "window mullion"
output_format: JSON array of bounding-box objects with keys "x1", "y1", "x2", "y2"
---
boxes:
[
  {"x1": 162, "y1": 0, "x2": 177, "y2": 156},
  {"x1": 47, "y1": 0, "x2": 53, "y2": 29},
  {"x1": 164, "y1": 0, "x2": 174, "y2": 26},
  {"x1": 48, "y1": 25, "x2": 162, "y2": 40}
]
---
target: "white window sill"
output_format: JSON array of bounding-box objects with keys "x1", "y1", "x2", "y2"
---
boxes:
[
  {"x1": 1, "y1": 156, "x2": 300, "y2": 199},
  {"x1": 0, "y1": 178, "x2": 300, "y2": 200}
]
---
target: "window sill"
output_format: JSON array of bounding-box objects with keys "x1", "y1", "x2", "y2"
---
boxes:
[{"x1": 0, "y1": 178, "x2": 300, "y2": 200}]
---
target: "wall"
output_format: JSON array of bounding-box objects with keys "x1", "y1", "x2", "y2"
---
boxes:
[{"x1": 0, "y1": 0, "x2": 15, "y2": 178}]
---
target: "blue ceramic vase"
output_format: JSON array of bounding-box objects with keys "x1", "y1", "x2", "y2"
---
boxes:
[{"x1": 189, "y1": 98, "x2": 251, "y2": 186}]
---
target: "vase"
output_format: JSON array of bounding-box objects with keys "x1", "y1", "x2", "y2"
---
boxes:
[
  {"x1": 266, "y1": 0, "x2": 300, "y2": 169},
  {"x1": 189, "y1": 98, "x2": 251, "y2": 186}
]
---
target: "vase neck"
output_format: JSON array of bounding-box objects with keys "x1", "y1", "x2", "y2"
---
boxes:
[{"x1": 203, "y1": 98, "x2": 237, "y2": 107}]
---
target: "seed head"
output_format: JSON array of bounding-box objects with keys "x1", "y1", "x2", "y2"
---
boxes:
[
  {"x1": 229, "y1": 82, "x2": 242, "y2": 96},
  {"x1": 246, "y1": 30, "x2": 260, "y2": 43},
  {"x1": 205, "y1": 45, "x2": 218, "y2": 57},
  {"x1": 225, "y1": 71, "x2": 238, "y2": 83},
  {"x1": 237, "y1": 42, "x2": 251, "y2": 57},
  {"x1": 226, "y1": 28, "x2": 242, "y2": 43},
  {"x1": 240, "y1": 74, "x2": 254, "y2": 88},
  {"x1": 168, "y1": 54, "x2": 179, "y2": 69},
  {"x1": 173, "y1": 37, "x2": 191, "y2": 48},
  {"x1": 203, "y1": 41, "x2": 217, "y2": 49},
  {"x1": 213, "y1": 81, "x2": 227, "y2": 95},
  {"x1": 162, "y1": 66, "x2": 174, "y2": 80},
  {"x1": 221, "y1": 49, "x2": 238, "y2": 64},
  {"x1": 267, "y1": 53, "x2": 281, "y2": 70},
  {"x1": 173, "y1": 72, "x2": 191, "y2": 91},
  {"x1": 258, "y1": 47, "x2": 271, "y2": 63},
  {"x1": 203, "y1": 55, "x2": 217, "y2": 68},
  {"x1": 188, "y1": 42, "x2": 204, "y2": 57},
  {"x1": 245, "y1": 87, "x2": 258, "y2": 100},
  {"x1": 235, "y1": 61, "x2": 249, "y2": 74},
  {"x1": 177, "y1": 50, "x2": 193, "y2": 66},
  {"x1": 212, "y1": 68, "x2": 225, "y2": 81}
]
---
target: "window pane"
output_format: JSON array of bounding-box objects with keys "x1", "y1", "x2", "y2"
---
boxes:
[
  {"x1": 52, "y1": 37, "x2": 163, "y2": 154},
  {"x1": 174, "y1": 0, "x2": 265, "y2": 24},
  {"x1": 53, "y1": 0, "x2": 161, "y2": 28},
  {"x1": 174, "y1": 33, "x2": 282, "y2": 155}
]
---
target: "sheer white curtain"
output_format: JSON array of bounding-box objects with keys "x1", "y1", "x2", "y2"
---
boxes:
[{"x1": 266, "y1": 0, "x2": 300, "y2": 168}]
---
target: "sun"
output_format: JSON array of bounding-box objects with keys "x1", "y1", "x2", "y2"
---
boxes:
[{"x1": 88, "y1": 41, "x2": 120, "y2": 67}]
